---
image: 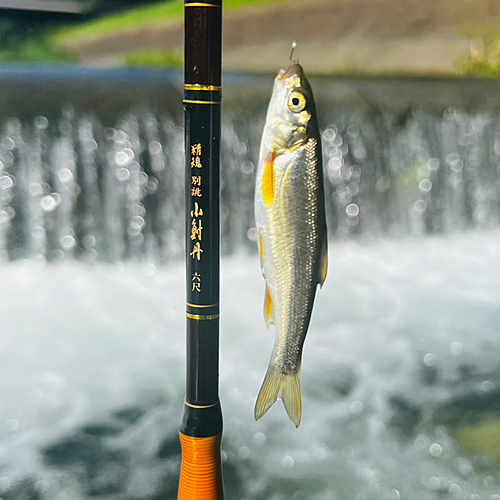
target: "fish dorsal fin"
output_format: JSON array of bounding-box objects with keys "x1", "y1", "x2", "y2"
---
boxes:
[
  {"x1": 264, "y1": 284, "x2": 275, "y2": 328},
  {"x1": 318, "y1": 237, "x2": 328, "y2": 288},
  {"x1": 261, "y1": 149, "x2": 276, "y2": 206}
]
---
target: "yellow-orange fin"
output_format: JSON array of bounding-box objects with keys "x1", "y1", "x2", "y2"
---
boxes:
[
  {"x1": 318, "y1": 237, "x2": 328, "y2": 288},
  {"x1": 258, "y1": 231, "x2": 264, "y2": 268},
  {"x1": 263, "y1": 285, "x2": 274, "y2": 328},
  {"x1": 261, "y1": 150, "x2": 275, "y2": 206},
  {"x1": 254, "y1": 363, "x2": 302, "y2": 428}
]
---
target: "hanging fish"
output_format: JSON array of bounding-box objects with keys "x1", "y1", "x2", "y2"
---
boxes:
[{"x1": 254, "y1": 62, "x2": 328, "y2": 428}]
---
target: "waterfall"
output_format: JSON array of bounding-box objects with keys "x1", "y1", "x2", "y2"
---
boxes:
[{"x1": 0, "y1": 70, "x2": 499, "y2": 262}]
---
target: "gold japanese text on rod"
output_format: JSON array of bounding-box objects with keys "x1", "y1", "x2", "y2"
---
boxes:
[
  {"x1": 184, "y1": 84, "x2": 222, "y2": 91},
  {"x1": 186, "y1": 313, "x2": 220, "y2": 321}
]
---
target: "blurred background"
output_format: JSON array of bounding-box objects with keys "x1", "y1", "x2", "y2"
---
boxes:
[
  {"x1": 4, "y1": 0, "x2": 500, "y2": 74},
  {"x1": 1, "y1": 1, "x2": 500, "y2": 500}
]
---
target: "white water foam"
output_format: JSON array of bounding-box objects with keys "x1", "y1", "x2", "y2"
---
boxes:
[{"x1": 0, "y1": 230, "x2": 499, "y2": 499}]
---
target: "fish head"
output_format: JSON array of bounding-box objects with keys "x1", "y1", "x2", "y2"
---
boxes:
[{"x1": 266, "y1": 63, "x2": 316, "y2": 152}]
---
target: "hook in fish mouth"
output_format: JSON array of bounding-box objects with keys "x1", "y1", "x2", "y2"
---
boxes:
[{"x1": 277, "y1": 43, "x2": 301, "y2": 81}]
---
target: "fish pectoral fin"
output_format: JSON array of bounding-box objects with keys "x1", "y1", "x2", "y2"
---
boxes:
[
  {"x1": 318, "y1": 237, "x2": 328, "y2": 288},
  {"x1": 263, "y1": 285, "x2": 275, "y2": 328},
  {"x1": 254, "y1": 363, "x2": 302, "y2": 428}
]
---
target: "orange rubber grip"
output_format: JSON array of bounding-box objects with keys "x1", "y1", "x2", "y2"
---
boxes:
[{"x1": 178, "y1": 432, "x2": 224, "y2": 500}]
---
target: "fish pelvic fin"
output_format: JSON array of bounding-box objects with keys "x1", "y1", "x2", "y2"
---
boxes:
[
  {"x1": 263, "y1": 285, "x2": 275, "y2": 328},
  {"x1": 258, "y1": 231, "x2": 264, "y2": 269},
  {"x1": 318, "y1": 237, "x2": 328, "y2": 288},
  {"x1": 254, "y1": 363, "x2": 302, "y2": 428}
]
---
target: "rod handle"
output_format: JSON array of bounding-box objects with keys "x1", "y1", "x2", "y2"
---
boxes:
[{"x1": 178, "y1": 432, "x2": 224, "y2": 500}]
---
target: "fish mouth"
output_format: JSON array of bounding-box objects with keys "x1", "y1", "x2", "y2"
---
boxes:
[
  {"x1": 283, "y1": 63, "x2": 304, "y2": 79},
  {"x1": 277, "y1": 63, "x2": 304, "y2": 81}
]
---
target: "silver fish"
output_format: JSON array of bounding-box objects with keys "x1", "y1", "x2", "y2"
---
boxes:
[{"x1": 254, "y1": 63, "x2": 327, "y2": 428}]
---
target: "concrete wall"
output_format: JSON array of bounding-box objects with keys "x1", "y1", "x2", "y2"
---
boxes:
[{"x1": 0, "y1": 0, "x2": 84, "y2": 13}]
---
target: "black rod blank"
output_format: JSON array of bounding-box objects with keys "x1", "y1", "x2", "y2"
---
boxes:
[{"x1": 178, "y1": 1, "x2": 224, "y2": 498}]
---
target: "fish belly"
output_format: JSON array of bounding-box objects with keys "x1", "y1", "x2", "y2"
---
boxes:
[{"x1": 266, "y1": 139, "x2": 323, "y2": 373}]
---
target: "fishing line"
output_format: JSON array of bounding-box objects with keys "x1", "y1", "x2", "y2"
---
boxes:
[{"x1": 290, "y1": 0, "x2": 298, "y2": 63}]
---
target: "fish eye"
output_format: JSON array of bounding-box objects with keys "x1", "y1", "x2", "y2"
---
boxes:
[{"x1": 288, "y1": 92, "x2": 306, "y2": 112}]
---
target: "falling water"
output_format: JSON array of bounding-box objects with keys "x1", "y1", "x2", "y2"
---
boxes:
[{"x1": 0, "y1": 78, "x2": 500, "y2": 262}]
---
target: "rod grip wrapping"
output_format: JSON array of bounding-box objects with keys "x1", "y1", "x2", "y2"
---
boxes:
[{"x1": 178, "y1": 432, "x2": 224, "y2": 500}]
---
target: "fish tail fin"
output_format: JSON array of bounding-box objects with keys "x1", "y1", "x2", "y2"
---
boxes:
[
  {"x1": 282, "y1": 369, "x2": 302, "y2": 428},
  {"x1": 254, "y1": 363, "x2": 302, "y2": 428}
]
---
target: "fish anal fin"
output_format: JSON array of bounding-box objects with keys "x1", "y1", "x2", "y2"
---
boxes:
[
  {"x1": 318, "y1": 237, "x2": 328, "y2": 288},
  {"x1": 254, "y1": 363, "x2": 302, "y2": 428},
  {"x1": 264, "y1": 285, "x2": 274, "y2": 328},
  {"x1": 258, "y1": 231, "x2": 264, "y2": 268},
  {"x1": 261, "y1": 150, "x2": 276, "y2": 206}
]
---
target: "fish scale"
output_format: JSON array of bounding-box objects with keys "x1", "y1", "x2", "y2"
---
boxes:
[{"x1": 254, "y1": 63, "x2": 327, "y2": 428}]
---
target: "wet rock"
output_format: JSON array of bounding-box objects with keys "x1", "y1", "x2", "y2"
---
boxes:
[
  {"x1": 42, "y1": 434, "x2": 102, "y2": 466},
  {"x1": 260, "y1": 477, "x2": 325, "y2": 500},
  {"x1": 81, "y1": 423, "x2": 123, "y2": 437},
  {"x1": 112, "y1": 406, "x2": 146, "y2": 424},
  {"x1": 304, "y1": 364, "x2": 358, "y2": 401},
  {"x1": 0, "y1": 478, "x2": 40, "y2": 500},
  {"x1": 434, "y1": 389, "x2": 500, "y2": 428},
  {"x1": 221, "y1": 459, "x2": 245, "y2": 499},
  {"x1": 158, "y1": 433, "x2": 181, "y2": 460},
  {"x1": 332, "y1": 368, "x2": 358, "y2": 397},
  {"x1": 430, "y1": 386, "x2": 500, "y2": 466},
  {"x1": 41, "y1": 431, "x2": 130, "y2": 497},
  {"x1": 86, "y1": 455, "x2": 129, "y2": 497},
  {"x1": 457, "y1": 364, "x2": 477, "y2": 382},
  {"x1": 419, "y1": 363, "x2": 439, "y2": 385},
  {"x1": 388, "y1": 395, "x2": 422, "y2": 437},
  {"x1": 150, "y1": 472, "x2": 180, "y2": 500}
]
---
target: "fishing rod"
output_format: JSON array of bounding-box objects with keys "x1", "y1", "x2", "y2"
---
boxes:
[{"x1": 178, "y1": 0, "x2": 223, "y2": 499}]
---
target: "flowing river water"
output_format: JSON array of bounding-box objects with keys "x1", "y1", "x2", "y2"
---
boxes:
[{"x1": 0, "y1": 67, "x2": 499, "y2": 500}]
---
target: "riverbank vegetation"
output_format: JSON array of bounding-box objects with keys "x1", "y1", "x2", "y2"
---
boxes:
[
  {"x1": 459, "y1": 25, "x2": 500, "y2": 77},
  {"x1": 0, "y1": 10, "x2": 77, "y2": 63},
  {"x1": 53, "y1": 0, "x2": 289, "y2": 43},
  {"x1": 124, "y1": 47, "x2": 183, "y2": 68},
  {"x1": 2, "y1": 0, "x2": 500, "y2": 76},
  {"x1": 0, "y1": 0, "x2": 287, "y2": 65}
]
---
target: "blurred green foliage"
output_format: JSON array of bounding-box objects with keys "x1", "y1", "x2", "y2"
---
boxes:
[
  {"x1": 458, "y1": 25, "x2": 500, "y2": 77},
  {"x1": 0, "y1": 39, "x2": 76, "y2": 63},
  {"x1": 124, "y1": 47, "x2": 183, "y2": 68},
  {"x1": 455, "y1": 416, "x2": 500, "y2": 459},
  {"x1": 53, "y1": 0, "x2": 184, "y2": 41},
  {"x1": 85, "y1": 0, "x2": 164, "y2": 16},
  {"x1": 0, "y1": 10, "x2": 77, "y2": 62},
  {"x1": 0, "y1": 1, "x2": 163, "y2": 62},
  {"x1": 0, "y1": 0, "x2": 288, "y2": 63},
  {"x1": 54, "y1": 0, "x2": 290, "y2": 42}
]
